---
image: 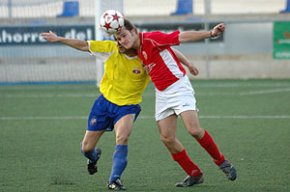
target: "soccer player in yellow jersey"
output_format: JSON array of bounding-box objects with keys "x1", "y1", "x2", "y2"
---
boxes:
[{"x1": 41, "y1": 31, "x2": 196, "y2": 191}]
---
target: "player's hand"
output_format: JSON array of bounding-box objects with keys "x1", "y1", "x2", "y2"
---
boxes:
[
  {"x1": 188, "y1": 63, "x2": 199, "y2": 76},
  {"x1": 40, "y1": 31, "x2": 60, "y2": 42},
  {"x1": 210, "y1": 23, "x2": 225, "y2": 38}
]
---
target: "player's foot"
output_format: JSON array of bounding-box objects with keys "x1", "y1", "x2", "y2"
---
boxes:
[
  {"x1": 87, "y1": 148, "x2": 102, "y2": 175},
  {"x1": 108, "y1": 178, "x2": 126, "y2": 191},
  {"x1": 219, "y1": 160, "x2": 237, "y2": 181},
  {"x1": 175, "y1": 173, "x2": 204, "y2": 187}
]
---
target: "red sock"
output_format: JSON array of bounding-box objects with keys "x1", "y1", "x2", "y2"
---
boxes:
[
  {"x1": 197, "y1": 130, "x2": 225, "y2": 166},
  {"x1": 172, "y1": 149, "x2": 201, "y2": 176}
]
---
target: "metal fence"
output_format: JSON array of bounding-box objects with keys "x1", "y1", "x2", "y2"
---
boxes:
[{"x1": 0, "y1": 0, "x2": 289, "y2": 83}]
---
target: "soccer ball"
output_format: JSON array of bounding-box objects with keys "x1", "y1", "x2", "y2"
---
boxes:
[{"x1": 99, "y1": 10, "x2": 124, "y2": 35}]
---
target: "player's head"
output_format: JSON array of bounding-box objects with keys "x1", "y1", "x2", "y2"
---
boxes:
[
  {"x1": 114, "y1": 33, "x2": 137, "y2": 56},
  {"x1": 116, "y1": 41, "x2": 137, "y2": 56},
  {"x1": 115, "y1": 19, "x2": 139, "y2": 50},
  {"x1": 123, "y1": 19, "x2": 137, "y2": 32}
]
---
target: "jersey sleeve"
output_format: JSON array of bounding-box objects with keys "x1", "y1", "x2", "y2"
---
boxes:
[
  {"x1": 87, "y1": 40, "x2": 117, "y2": 62},
  {"x1": 147, "y1": 30, "x2": 180, "y2": 47}
]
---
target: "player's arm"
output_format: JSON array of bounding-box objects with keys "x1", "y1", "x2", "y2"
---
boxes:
[
  {"x1": 172, "y1": 48, "x2": 198, "y2": 76},
  {"x1": 178, "y1": 23, "x2": 225, "y2": 43},
  {"x1": 41, "y1": 31, "x2": 89, "y2": 52}
]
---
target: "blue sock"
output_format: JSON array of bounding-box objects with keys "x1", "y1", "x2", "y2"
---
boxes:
[
  {"x1": 81, "y1": 147, "x2": 99, "y2": 163},
  {"x1": 109, "y1": 145, "x2": 128, "y2": 183}
]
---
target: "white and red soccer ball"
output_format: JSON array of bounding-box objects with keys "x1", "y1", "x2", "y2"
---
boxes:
[{"x1": 100, "y1": 10, "x2": 124, "y2": 35}]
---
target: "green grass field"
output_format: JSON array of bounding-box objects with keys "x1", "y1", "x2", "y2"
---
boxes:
[{"x1": 1, "y1": 79, "x2": 290, "y2": 192}]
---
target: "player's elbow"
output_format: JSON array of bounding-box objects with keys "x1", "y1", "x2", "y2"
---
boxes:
[
  {"x1": 79, "y1": 46, "x2": 89, "y2": 52},
  {"x1": 178, "y1": 32, "x2": 190, "y2": 43},
  {"x1": 77, "y1": 41, "x2": 89, "y2": 52},
  {"x1": 178, "y1": 36, "x2": 186, "y2": 43}
]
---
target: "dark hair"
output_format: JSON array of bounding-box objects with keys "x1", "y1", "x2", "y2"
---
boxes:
[{"x1": 123, "y1": 19, "x2": 137, "y2": 32}]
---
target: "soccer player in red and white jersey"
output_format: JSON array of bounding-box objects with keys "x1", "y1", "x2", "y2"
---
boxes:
[{"x1": 115, "y1": 20, "x2": 237, "y2": 187}]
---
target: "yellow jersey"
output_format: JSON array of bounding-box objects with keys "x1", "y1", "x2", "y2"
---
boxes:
[{"x1": 88, "y1": 40, "x2": 149, "y2": 105}]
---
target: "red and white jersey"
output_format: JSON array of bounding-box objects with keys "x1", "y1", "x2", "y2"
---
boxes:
[{"x1": 137, "y1": 30, "x2": 186, "y2": 91}]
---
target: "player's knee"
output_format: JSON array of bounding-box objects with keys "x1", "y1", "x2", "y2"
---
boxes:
[
  {"x1": 188, "y1": 127, "x2": 204, "y2": 139},
  {"x1": 160, "y1": 135, "x2": 175, "y2": 145},
  {"x1": 116, "y1": 134, "x2": 129, "y2": 145},
  {"x1": 80, "y1": 141, "x2": 93, "y2": 153},
  {"x1": 80, "y1": 142, "x2": 87, "y2": 153}
]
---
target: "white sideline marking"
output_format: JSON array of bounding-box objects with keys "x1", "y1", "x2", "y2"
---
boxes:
[
  {"x1": 0, "y1": 82, "x2": 288, "y2": 91},
  {"x1": 1, "y1": 115, "x2": 290, "y2": 121},
  {"x1": 0, "y1": 116, "x2": 87, "y2": 121},
  {"x1": 0, "y1": 93, "x2": 96, "y2": 98},
  {"x1": 1, "y1": 87, "x2": 290, "y2": 98},
  {"x1": 239, "y1": 88, "x2": 290, "y2": 95},
  {"x1": 199, "y1": 115, "x2": 290, "y2": 119}
]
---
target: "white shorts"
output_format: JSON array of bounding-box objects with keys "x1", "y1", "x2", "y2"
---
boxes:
[{"x1": 155, "y1": 76, "x2": 198, "y2": 121}]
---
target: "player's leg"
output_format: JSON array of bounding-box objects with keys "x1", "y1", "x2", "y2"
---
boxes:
[
  {"x1": 180, "y1": 110, "x2": 225, "y2": 163},
  {"x1": 180, "y1": 110, "x2": 237, "y2": 181},
  {"x1": 108, "y1": 103, "x2": 141, "y2": 191},
  {"x1": 114, "y1": 114, "x2": 135, "y2": 145},
  {"x1": 107, "y1": 114, "x2": 135, "y2": 191},
  {"x1": 157, "y1": 114, "x2": 182, "y2": 153},
  {"x1": 81, "y1": 95, "x2": 108, "y2": 175},
  {"x1": 157, "y1": 115, "x2": 203, "y2": 187},
  {"x1": 81, "y1": 130, "x2": 104, "y2": 175},
  {"x1": 81, "y1": 130, "x2": 104, "y2": 150}
]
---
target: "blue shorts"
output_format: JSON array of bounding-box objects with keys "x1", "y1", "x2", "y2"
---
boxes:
[{"x1": 87, "y1": 95, "x2": 141, "y2": 131}]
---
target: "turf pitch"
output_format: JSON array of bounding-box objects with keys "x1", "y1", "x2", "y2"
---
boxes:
[{"x1": 0, "y1": 79, "x2": 290, "y2": 192}]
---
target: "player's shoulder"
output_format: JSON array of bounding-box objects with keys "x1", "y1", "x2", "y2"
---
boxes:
[
  {"x1": 143, "y1": 30, "x2": 179, "y2": 37},
  {"x1": 142, "y1": 30, "x2": 180, "y2": 44},
  {"x1": 143, "y1": 30, "x2": 164, "y2": 38},
  {"x1": 89, "y1": 40, "x2": 117, "y2": 47},
  {"x1": 88, "y1": 40, "x2": 118, "y2": 52}
]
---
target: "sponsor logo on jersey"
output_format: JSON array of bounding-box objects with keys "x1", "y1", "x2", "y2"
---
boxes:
[
  {"x1": 132, "y1": 66, "x2": 141, "y2": 74},
  {"x1": 132, "y1": 69, "x2": 141, "y2": 74},
  {"x1": 144, "y1": 62, "x2": 156, "y2": 73}
]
